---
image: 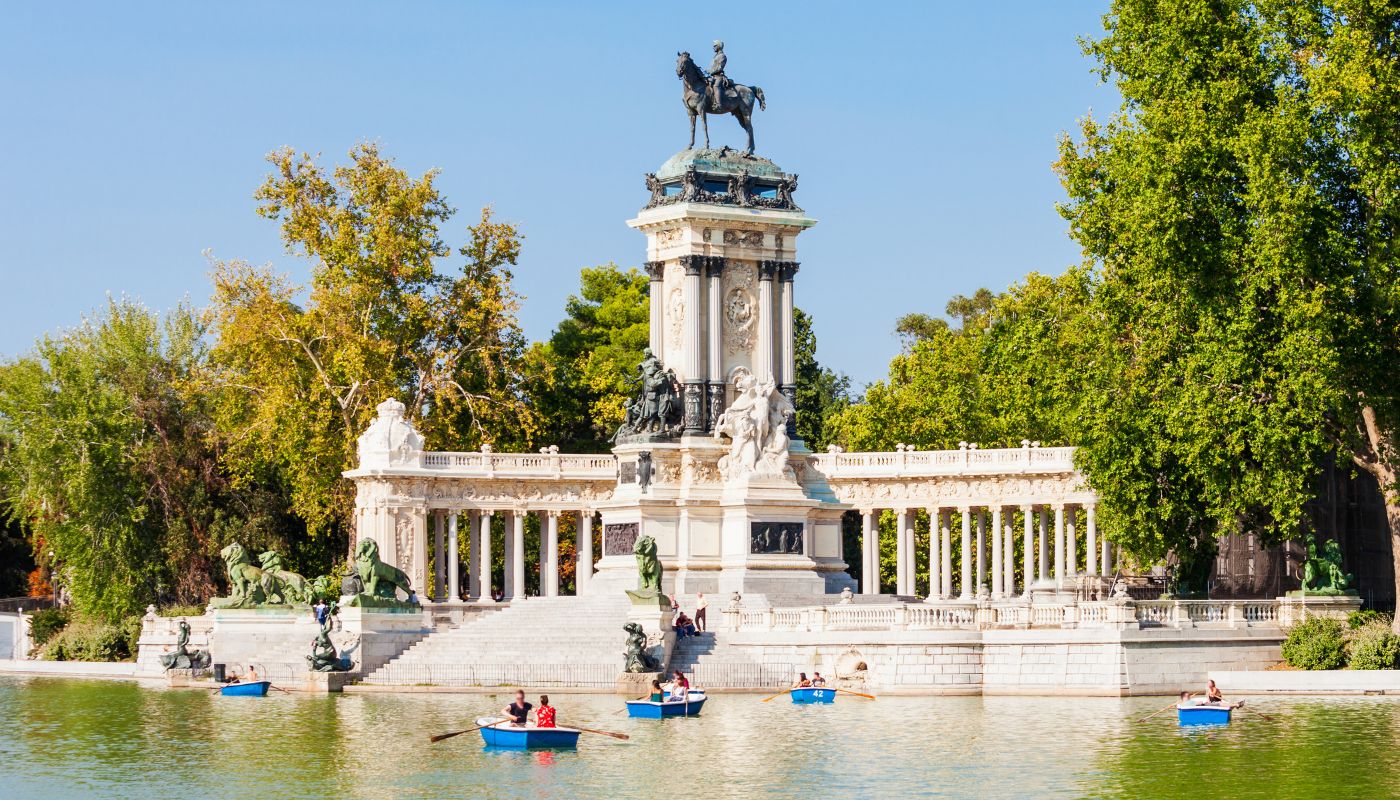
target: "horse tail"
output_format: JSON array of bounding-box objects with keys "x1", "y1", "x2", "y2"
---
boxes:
[{"x1": 755, "y1": 87, "x2": 766, "y2": 111}]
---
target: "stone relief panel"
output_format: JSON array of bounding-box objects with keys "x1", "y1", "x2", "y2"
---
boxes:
[
  {"x1": 723, "y1": 229, "x2": 765, "y2": 248},
  {"x1": 682, "y1": 453, "x2": 720, "y2": 485},
  {"x1": 656, "y1": 227, "x2": 682, "y2": 246},
  {"x1": 393, "y1": 512, "x2": 414, "y2": 573},
  {"x1": 376, "y1": 477, "x2": 615, "y2": 506},
  {"x1": 826, "y1": 474, "x2": 1091, "y2": 507},
  {"x1": 604, "y1": 523, "x2": 639, "y2": 556},
  {"x1": 751, "y1": 522, "x2": 805, "y2": 554},
  {"x1": 723, "y1": 263, "x2": 757, "y2": 355}
]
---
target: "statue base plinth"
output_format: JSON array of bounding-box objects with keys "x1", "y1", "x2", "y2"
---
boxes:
[
  {"x1": 615, "y1": 670, "x2": 664, "y2": 696},
  {"x1": 1276, "y1": 594, "x2": 1363, "y2": 627},
  {"x1": 343, "y1": 593, "x2": 420, "y2": 610}
]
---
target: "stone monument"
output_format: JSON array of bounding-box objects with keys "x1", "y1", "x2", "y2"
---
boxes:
[{"x1": 590, "y1": 131, "x2": 854, "y2": 599}]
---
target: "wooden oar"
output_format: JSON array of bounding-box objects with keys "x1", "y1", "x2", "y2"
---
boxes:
[
  {"x1": 1231, "y1": 699, "x2": 1275, "y2": 721},
  {"x1": 760, "y1": 688, "x2": 792, "y2": 702},
  {"x1": 613, "y1": 695, "x2": 649, "y2": 714},
  {"x1": 572, "y1": 726, "x2": 629, "y2": 740},
  {"x1": 834, "y1": 687, "x2": 876, "y2": 700},
  {"x1": 269, "y1": 684, "x2": 294, "y2": 695},
  {"x1": 430, "y1": 717, "x2": 506, "y2": 744},
  {"x1": 1138, "y1": 695, "x2": 1189, "y2": 723}
]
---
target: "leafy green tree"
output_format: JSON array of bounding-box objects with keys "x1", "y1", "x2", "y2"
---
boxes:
[
  {"x1": 526, "y1": 265, "x2": 649, "y2": 451},
  {"x1": 1056, "y1": 0, "x2": 1400, "y2": 618},
  {"x1": 207, "y1": 143, "x2": 535, "y2": 536},
  {"x1": 792, "y1": 308, "x2": 850, "y2": 449},
  {"x1": 0, "y1": 301, "x2": 245, "y2": 619}
]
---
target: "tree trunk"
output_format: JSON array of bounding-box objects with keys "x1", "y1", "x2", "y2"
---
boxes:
[{"x1": 1349, "y1": 404, "x2": 1400, "y2": 634}]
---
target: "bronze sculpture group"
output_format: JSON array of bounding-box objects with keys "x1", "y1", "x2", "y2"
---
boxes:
[{"x1": 614, "y1": 349, "x2": 683, "y2": 442}]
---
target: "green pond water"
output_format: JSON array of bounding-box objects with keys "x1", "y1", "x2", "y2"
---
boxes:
[{"x1": 4, "y1": 677, "x2": 1400, "y2": 799}]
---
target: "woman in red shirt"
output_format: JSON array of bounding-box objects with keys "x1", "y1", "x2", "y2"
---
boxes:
[{"x1": 534, "y1": 694, "x2": 557, "y2": 728}]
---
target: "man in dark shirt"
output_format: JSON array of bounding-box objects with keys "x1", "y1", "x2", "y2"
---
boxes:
[{"x1": 502, "y1": 689, "x2": 532, "y2": 726}]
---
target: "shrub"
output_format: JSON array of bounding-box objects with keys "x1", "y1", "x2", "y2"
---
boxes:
[
  {"x1": 27, "y1": 607, "x2": 72, "y2": 646},
  {"x1": 42, "y1": 617, "x2": 135, "y2": 662},
  {"x1": 1281, "y1": 616, "x2": 1347, "y2": 670},
  {"x1": 1347, "y1": 621, "x2": 1400, "y2": 670},
  {"x1": 1347, "y1": 610, "x2": 1390, "y2": 630}
]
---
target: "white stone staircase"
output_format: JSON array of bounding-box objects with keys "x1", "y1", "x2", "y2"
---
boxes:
[{"x1": 360, "y1": 595, "x2": 631, "y2": 688}]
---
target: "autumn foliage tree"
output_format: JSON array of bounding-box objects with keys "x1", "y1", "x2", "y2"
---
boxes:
[{"x1": 207, "y1": 143, "x2": 535, "y2": 538}]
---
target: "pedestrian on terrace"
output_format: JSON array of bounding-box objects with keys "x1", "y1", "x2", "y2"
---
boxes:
[{"x1": 695, "y1": 593, "x2": 708, "y2": 631}]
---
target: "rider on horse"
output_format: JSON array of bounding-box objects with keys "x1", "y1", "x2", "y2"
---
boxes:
[{"x1": 708, "y1": 40, "x2": 731, "y2": 112}]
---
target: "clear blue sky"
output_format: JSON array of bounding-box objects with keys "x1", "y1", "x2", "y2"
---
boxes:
[{"x1": 0, "y1": 1, "x2": 1115, "y2": 387}]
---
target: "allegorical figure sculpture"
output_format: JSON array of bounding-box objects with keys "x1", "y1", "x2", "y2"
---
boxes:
[
  {"x1": 350, "y1": 538, "x2": 416, "y2": 605},
  {"x1": 676, "y1": 47, "x2": 766, "y2": 154},
  {"x1": 634, "y1": 534, "x2": 663, "y2": 594},
  {"x1": 306, "y1": 615, "x2": 352, "y2": 672},
  {"x1": 159, "y1": 619, "x2": 211, "y2": 671},
  {"x1": 210, "y1": 542, "x2": 312, "y2": 608},
  {"x1": 713, "y1": 367, "x2": 795, "y2": 482},
  {"x1": 613, "y1": 349, "x2": 683, "y2": 442},
  {"x1": 1300, "y1": 538, "x2": 1355, "y2": 595},
  {"x1": 622, "y1": 622, "x2": 661, "y2": 673}
]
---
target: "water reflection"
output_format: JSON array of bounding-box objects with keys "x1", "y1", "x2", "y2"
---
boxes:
[{"x1": 4, "y1": 677, "x2": 1399, "y2": 799}]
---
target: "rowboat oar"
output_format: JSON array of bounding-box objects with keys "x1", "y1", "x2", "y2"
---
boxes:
[
  {"x1": 572, "y1": 726, "x2": 630, "y2": 740},
  {"x1": 613, "y1": 695, "x2": 649, "y2": 714},
  {"x1": 269, "y1": 684, "x2": 294, "y2": 695},
  {"x1": 760, "y1": 689, "x2": 790, "y2": 702},
  {"x1": 834, "y1": 688, "x2": 876, "y2": 700},
  {"x1": 1138, "y1": 695, "x2": 1189, "y2": 723},
  {"x1": 430, "y1": 717, "x2": 506, "y2": 744},
  {"x1": 1231, "y1": 699, "x2": 1274, "y2": 721}
]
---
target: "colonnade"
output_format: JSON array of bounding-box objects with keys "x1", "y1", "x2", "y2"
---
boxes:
[
  {"x1": 423, "y1": 509, "x2": 597, "y2": 604},
  {"x1": 857, "y1": 503, "x2": 1111, "y2": 598}
]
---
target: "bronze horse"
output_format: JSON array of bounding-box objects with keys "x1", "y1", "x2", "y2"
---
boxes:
[{"x1": 676, "y1": 51, "x2": 765, "y2": 154}]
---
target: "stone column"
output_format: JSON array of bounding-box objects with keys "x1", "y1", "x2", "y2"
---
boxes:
[
  {"x1": 1003, "y1": 514, "x2": 1015, "y2": 595},
  {"x1": 778, "y1": 261, "x2": 800, "y2": 438},
  {"x1": 895, "y1": 508, "x2": 909, "y2": 596},
  {"x1": 477, "y1": 511, "x2": 495, "y2": 603},
  {"x1": 705, "y1": 257, "x2": 726, "y2": 432},
  {"x1": 448, "y1": 511, "x2": 460, "y2": 602},
  {"x1": 1053, "y1": 504, "x2": 1066, "y2": 586},
  {"x1": 680, "y1": 255, "x2": 705, "y2": 433},
  {"x1": 467, "y1": 512, "x2": 484, "y2": 599},
  {"x1": 940, "y1": 510, "x2": 953, "y2": 598},
  {"x1": 1086, "y1": 504, "x2": 1099, "y2": 576},
  {"x1": 959, "y1": 507, "x2": 972, "y2": 600},
  {"x1": 545, "y1": 512, "x2": 560, "y2": 597},
  {"x1": 757, "y1": 261, "x2": 777, "y2": 381},
  {"x1": 991, "y1": 506, "x2": 1004, "y2": 598},
  {"x1": 975, "y1": 508, "x2": 986, "y2": 596},
  {"x1": 577, "y1": 510, "x2": 594, "y2": 596},
  {"x1": 860, "y1": 509, "x2": 878, "y2": 594},
  {"x1": 645, "y1": 260, "x2": 664, "y2": 355},
  {"x1": 435, "y1": 510, "x2": 448, "y2": 602},
  {"x1": 927, "y1": 506, "x2": 942, "y2": 600},
  {"x1": 1103, "y1": 538, "x2": 1115, "y2": 577},
  {"x1": 1069, "y1": 507, "x2": 1080, "y2": 579},
  {"x1": 537, "y1": 511, "x2": 549, "y2": 595},
  {"x1": 1021, "y1": 504, "x2": 1034, "y2": 597},
  {"x1": 1037, "y1": 507, "x2": 1049, "y2": 582},
  {"x1": 511, "y1": 511, "x2": 526, "y2": 600}
]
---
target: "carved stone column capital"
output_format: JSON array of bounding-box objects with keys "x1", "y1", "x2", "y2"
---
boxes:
[
  {"x1": 680, "y1": 255, "x2": 705, "y2": 276},
  {"x1": 644, "y1": 260, "x2": 665, "y2": 280}
]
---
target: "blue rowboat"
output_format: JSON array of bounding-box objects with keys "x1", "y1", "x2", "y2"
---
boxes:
[
  {"x1": 790, "y1": 687, "x2": 836, "y2": 704},
  {"x1": 626, "y1": 691, "x2": 708, "y2": 718},
  {"x1": 476, "y1": 717, "x2": 581, "y2": 749},
  {"x1": 220, "y1": 680, "x2": 270, "y2": 697},
  {"x1": 1177, "y1": 703, "x2": 1232, "y2": 726}
]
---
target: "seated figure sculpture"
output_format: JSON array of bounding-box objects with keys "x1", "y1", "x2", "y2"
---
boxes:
[
  {"x1": 159, "y1": 619, "x2": 211, "y2": 671},
  {"x1": 622, "y1": 622, "x2": 661, "y2": 673}
]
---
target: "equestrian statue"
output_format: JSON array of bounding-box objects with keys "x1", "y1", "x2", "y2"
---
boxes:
[{"x1": 676, "y1": 41, "x2": 766, "y2": 154}]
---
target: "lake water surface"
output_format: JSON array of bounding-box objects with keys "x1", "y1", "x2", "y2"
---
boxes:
[{"x1": 4, "y1": 676, "x2": 1399, "y2": 799}]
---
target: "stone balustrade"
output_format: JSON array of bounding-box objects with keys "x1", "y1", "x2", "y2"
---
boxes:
[
  {"x1": 810, "y1": 443, "x2": 1077, "y2": 478},
  {"x1": 719, "y1": 598, "x2": 1298, "y2": 634},
  {"x1": 418, "y1": 449, "x2": 617, "y2": 478}
]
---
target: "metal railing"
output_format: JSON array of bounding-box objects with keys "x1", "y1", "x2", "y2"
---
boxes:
[{"x1": 692, "y1": 662, "x2": 795, "y2": 689}]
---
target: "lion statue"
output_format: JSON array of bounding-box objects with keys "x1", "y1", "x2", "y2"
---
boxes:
[
  {"x1": 355, "y1": 538, "x2": 415, "y2": 601},
  {"x1": 622, "y1": 622, "x2": 660, "y2": 673},
  {"x1": 257, "y1": 550, "x2": 312, "y2": 605},
  {"x1": 634, "y1": 534, "x2": 662, "y2": 594},
  {"x1": 215, "y1": 542, "x2": 271, "y2": 607}
]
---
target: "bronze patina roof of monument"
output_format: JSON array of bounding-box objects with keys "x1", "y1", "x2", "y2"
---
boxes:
[
  {"x1": 644, "y1": 147, "x2": 800, "y2": 212},
  {"x1": 655, "y1": 147, "x2": 786, "y2": 181}
]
